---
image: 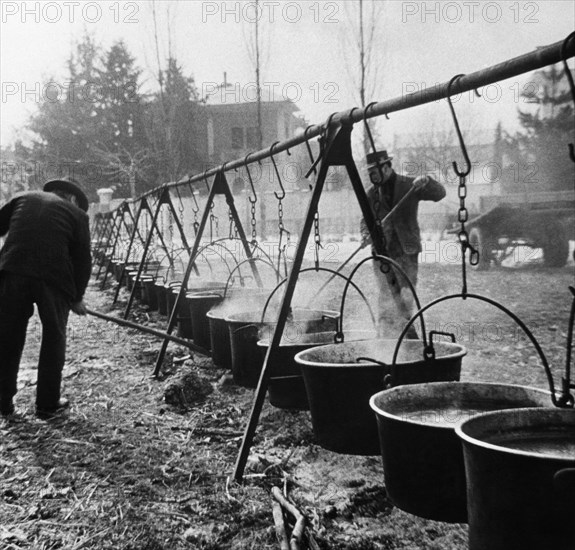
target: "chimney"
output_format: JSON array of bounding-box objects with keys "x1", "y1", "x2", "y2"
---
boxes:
[{"x1": 224, "y1": 72, "x2": 227, "y2": 88}]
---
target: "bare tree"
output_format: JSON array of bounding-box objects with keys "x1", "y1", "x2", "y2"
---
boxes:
[
  {"x1": 340, "y1": 0, "x2": 386, "y2": 157},
  {"x1": 93, "y1": 144, "x2": 154, "y2": 198},
  {"x1": 243, "y1": 0, "x2": 271, "y2": 150},
  {"x1": 242, "y1": 0, "x2": 272, "y2": 234}
]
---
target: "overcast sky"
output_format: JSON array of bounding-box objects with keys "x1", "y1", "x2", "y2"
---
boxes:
[{"x1": 1, "y1": 0, "x2": 574, "y2": 150}]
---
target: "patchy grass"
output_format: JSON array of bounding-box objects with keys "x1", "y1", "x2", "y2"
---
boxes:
[{"x1": 1, "y1": 262, "x2": 573, "y2": 549}]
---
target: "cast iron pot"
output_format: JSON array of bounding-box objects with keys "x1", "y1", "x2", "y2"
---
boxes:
[
  {"x1": 124, "y1": 261, "x2": 163, "y2": 290},
  {"x1": 205, "y1": 289, "x2": 275, "y2": 369},
  {"x1": 295, "y1": 339, "x2": 466, "y2": 456},
  {"x1": 258, "y1": 331, "x2": 377, "y2": 411},
  {"x1": 369, "y1": 382, "x2": 552, "y2": 523},
  {"x1": 456, "y1": 407, "x2": 575, "y2": 549},
  {"x1": 168, "y1": 283, "x2": 226, "y2": 339},
  {"x1": 166, "y1": 287, "x2": 193, "y2": 338},
  {"x1": 161, "y1": 279, "x2": 224, "y2": 317},
  {"x1": 108, "y1": 257, "x2": 123, "y2": 282},
  {"x1": 188, "y1": 292, "x2": 225, "y2": 351},
  {"x1": 139, "y1": 276, "x2": 157, "y2": 309},
  {"x1": 186, "y1": 285, "x2": 260, "y2": 352},
  {"x1": 206, "y1": 308, "x2": 232, "y2": 368},
  {"x1": 155, "y1": 281, "x2": 181, "y2": 316},
  {"x1": 227, "y1": 309, "x2": 340, "y2": 388}
]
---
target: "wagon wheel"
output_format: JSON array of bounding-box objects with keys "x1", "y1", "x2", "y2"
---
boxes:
[
  {"x1": 542, "y1": 222, "x2": 569, "y2": 268},
  {"x1": 468, "y1": 226, "x2": 491, "y2": 271}
]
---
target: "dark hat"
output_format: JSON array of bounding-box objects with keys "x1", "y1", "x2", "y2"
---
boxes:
[
  {"x1": 43, "y1": 178, "x2": 89, "y2": 212},
  {"x1": 367, "y1": 150, "x2": 393, "y2": 168}
]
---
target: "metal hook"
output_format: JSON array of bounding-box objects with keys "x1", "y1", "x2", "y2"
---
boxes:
[
  {"x1": 447, "y1": 74, "x2": 473, "y2": 177},
  {"x1": 188, "y1": 181, "x2": 200, "y2": 213},
  {"x1": 304, "y1": 125, "x2": 317, "y2": 180},
  {"x1": 561, "y1": 31, "x2": 575, "y2": 162},
  {"x1": 244, "y1": 153, "x2": 258, "y2": 204},
  {"x1": 324, "y1": 111, "x2": 339, "y2": 134},
  {"x1": 202, "y1": 169, "x2": 211, "y2": 191},
  {"x1": 174, "y1": 184, "x2": 185, "y2": 213},
  {"x1": 269, "y1": 142, "x2": 285, "y2": 200},
  {"x1": 316, "y1": 111, "x2": 339, "y2": 160},
  {"x1": 363, "y1": 101, "x2": 379, "y2": 153},
  {"x1": 348, "y1": 106, "x2": 361, "y2": 124},
  {"x1": 362, "y1": 102, "x2": 387, "y2": 184}
]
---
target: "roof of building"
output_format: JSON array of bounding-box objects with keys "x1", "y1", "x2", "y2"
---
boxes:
[{"x1": 203, "y1": 83, "x2": 299, "y2": 111}]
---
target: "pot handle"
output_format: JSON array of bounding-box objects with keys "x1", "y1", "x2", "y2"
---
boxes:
[
  {"x1": 322, "y1": 312, "x2": 339, "y2": 323},
  {"x1": 425, "y1": 330, "x2": 457, "y2": 360},
  {"x1": 233, "y1": 323, "x2": 260, "y2": 335},
  {"x1": 356, "y1": 357, "x2": 393, "y2": 389},
  {"x1": 154, "y1": 247, "x2": 187, "y2": 280},
  {"x1": 356, "y1": 357, "x2": 388, "y2": 367},
  {"x1": 338, "y1": 254, "x2": 426, "y2": 346},
  {"x1": 391, "y1": 292, "x2": 573, "y2": 408},
  {"x1": 553, "y1": 468, "x2": 575, "y2": 499},
  {"x1": 223, "y1": 256, "x2": 280, "y2": 297},
  {"x1": 261, "y1": 266, "x2": 374, "y2": 327}
]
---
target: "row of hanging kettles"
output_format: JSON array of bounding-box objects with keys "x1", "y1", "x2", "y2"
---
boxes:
[{"x1": 89, "y1": 33, "x2": 575, "y2": 550}]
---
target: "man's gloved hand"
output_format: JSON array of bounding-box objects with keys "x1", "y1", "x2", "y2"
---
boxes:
[
  {"x1": 413, "y1": 175, "x2": 429, "y2": 191},
  {"x1": 71, "y1": 300, "x2": 87, "y2": 315}
]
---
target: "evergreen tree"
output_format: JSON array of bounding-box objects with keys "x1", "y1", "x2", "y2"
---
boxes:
[
  {"x1": 26, "y1": 35, "x2": 206, "y2": 200},
  {"x1": 144, "y1": 57, "x2": 204, "y2": 183},
  {"x1": 28, "y1": 34, "x2": 153, "y2": 199},
  {"x1": 504, "y1": 64, "x2": 574, "y2": 192},
  {"x1": 93, "y1": 41, "x2": 153, "y2": 197},
  {"x1": 28, "y1": 33, "x2": 104, "y2": 200}
]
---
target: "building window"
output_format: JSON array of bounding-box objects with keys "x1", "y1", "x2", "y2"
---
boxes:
[
  {"x1": 231, "y1": 127, "x2": 244, "y2": 149},
  {"x1": 246, "y1": 127, "x2": 259, "y2": 149}
]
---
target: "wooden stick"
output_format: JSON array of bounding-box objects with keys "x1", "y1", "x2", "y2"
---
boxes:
[
  {"x1": 271, "y1": 500, "x2": 290, "y2": 550},
  {"x1": 305, "y1": 527, "x2": 321, "y2": 550},
  {"x1": 271, "y1": 487, "x2": 305, "y2": 550},
  {"x1": 85, "y1": 308, "x2": 210, "y2": 354}
]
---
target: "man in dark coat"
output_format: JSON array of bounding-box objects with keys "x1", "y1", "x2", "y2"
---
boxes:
[
  {"x1": 0, "y1": 178, "x2": 91, "y2": 418},
  {"x1": 360, "y1": 150, "x2": 446, "y2": 337}
]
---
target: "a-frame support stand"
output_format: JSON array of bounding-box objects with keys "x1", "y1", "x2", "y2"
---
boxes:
[
  {"x1": 112, "y1": 196, "x2": 155, "y2": 303},
  {"x1": 151, "y1": 170, "x2": 263, "y2": 377},
  {"x1": 233, "y1": 118, "x2": 386, "y2": 482},
  {"x1": 123, "y1": 187, "x2": 193, "y2": 319},
  {"x1": 99, "y1": 201, "x2": 143, "y2": 289}
]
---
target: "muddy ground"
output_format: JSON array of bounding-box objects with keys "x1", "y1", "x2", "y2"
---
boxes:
[{"x1": 1, "y1": 258, "x2": 573, "y2": 550}]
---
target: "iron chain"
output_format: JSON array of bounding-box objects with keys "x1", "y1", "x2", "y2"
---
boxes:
[
  {"x1": 457, "y1": 174, "x2": 479, "y2": 266},
  {"x1": 250, "y1": 201, "x2": 257, "y2": 243},
  {"x1": 209, "y1": 201, "x2": 218, "y2": 242},
  {"x1": 313, "y1": 210, "x2": 322, "y2": 270},
  {"x1": 278, "y1": 199, "x2": 284, "y2": 232}
]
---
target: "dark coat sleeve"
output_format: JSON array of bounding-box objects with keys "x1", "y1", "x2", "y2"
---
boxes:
[
  {"x1": 0, "y1": 199, "x2": 15, "y2": 236},
  {"x1": 417, "y1": 176, "x2": 446, "y2": 202},
  {"x1": 70, "y1": 213, "x2": 92, "y2": 302}
]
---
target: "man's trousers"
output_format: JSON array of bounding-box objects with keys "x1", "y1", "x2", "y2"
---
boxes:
[{"x1": 0, "y1": 271, "x2": 70, "y2": 409}]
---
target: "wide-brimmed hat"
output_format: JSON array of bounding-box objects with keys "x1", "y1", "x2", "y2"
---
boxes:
[
  {"x1": 43, "y1": 178, "x2": 89, "y2": 212},
  {"x1": 367, "y1": 150, "x2": 393, "y2": 168}
]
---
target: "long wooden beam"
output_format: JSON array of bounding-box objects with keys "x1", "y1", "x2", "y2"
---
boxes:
[{"x1": 125, "y1": 36, "x2": 574, "y2": 201}]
